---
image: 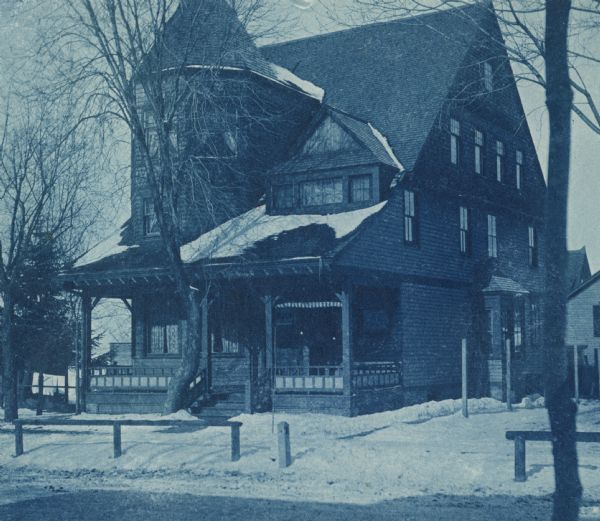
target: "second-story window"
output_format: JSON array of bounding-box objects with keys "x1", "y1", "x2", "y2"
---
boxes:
[
  {"x1": 593, "y1": 305, "x2": 600, "y2": 337},
  {"x1": 474, "y1": 130, "x2": 484, "y2": 174},
  {"x1": 349, "y1": 175, "x2": 372, "y2": 203},
  {"x1": 404, "y1": 190, "x2": 417, "y2": 244},
  {"x1": 528, "y1": 225, "x2": 538, "y2": 267},
  {"x1": 450, "y1": 118, "x2": 460, "y2": 166},
  {"x1": 459, "y1": 206, "x2": 471, "y2": 255},
  {"x1": 514, "y1": 300, "x2": 524, "y2": 353},
  {"x1": 516, "y1": 150, "x2": 523, "y2": 190},
  {"x1": 495, "y1": 140, "x2": 504, "y2": 182},
  {"x1": 143, "y1": 199, "x2": 160, "y2": 237},
  {"x1": 483, "y1": 62, "x2": 493, "y2": 92},
  {"x1": 487, "y1": 214, "x2": 497, "y2": 258},
  {"x1": 300, "y1": 178, "x2": 343, "y2": 207},
  {"x1": 274, "y1": 184, "x2": 294, "y2": 210}
]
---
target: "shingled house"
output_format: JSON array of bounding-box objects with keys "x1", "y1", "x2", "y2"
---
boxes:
[{"x1": 62, "y1": 1, "x2": 547, "y2": 415}]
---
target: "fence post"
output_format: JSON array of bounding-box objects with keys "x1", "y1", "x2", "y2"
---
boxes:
[
  {"x1": 278, "y1": 421, "x2": 291, "y2": 468},
  {"x1": 461, "y1": 338, "x2": 468, "y2": 418},
  {"x1": 36, "y1": 372, "x2": 44, "y2": 416},
  {"x1": 14, "y1": 421, "x2": 23, "y2": 457},
  {"x1": 230, "y1": 423, "x2": 241, "y2": 462},
  {"x1": 113, "y1": 422, "x2": 122, "y2": 458},
  {"x1": 506, "y1": 338, "x2": 512, "y2": 411},
  {"x1": 514, "y1": 436, "x2": 526, "y2": 482}
]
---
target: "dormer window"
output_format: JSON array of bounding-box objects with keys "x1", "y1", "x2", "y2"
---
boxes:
[
  {"x1": 143, "y1": 199, "x2": 160, "y2": 237},
  {"x1": 300, "y1": 178, "x2": 343, "y2": 207},
  {"x1": 274, "y1": 184, "x2": 294, "y2": 210},
  {"x1": 450, "y1": 118, "x2": 460, "y2": 166},
  {"x1": 349, "y1": 175, "x2": 372, "y2": 203},
  {"x1": 483, "y1": 62, "x2": 493, "y2": 92}
]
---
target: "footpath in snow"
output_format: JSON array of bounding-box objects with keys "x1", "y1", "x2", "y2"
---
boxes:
[{"x1": 0, "y1": 398, "x2": 599, "y2": 505}]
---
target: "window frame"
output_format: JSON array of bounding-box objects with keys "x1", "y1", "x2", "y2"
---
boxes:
[
  {"x1": 145, "y1": 300, "x2": 182, "y2": 357},
  {"x1": 404, "y1": 190, "x2": 418, "y2": 245},
  {"x1": 487, "y1": 214, "x2": 498, "y2": 258},
  {"x1": 516, "y1": 150, "x2": 523, "y2": 190},
  {"x1": 495, "y1": 140, "x2": 504, "y2": 182},
  {"x1": 143, "y1": 198, "x2": 160, "y2": 237},
  {"x1": 300, "y1": 177, "x2": 344, "y2": 208},
  {"x1": 450, "y1": 118, "x2": 461, "y2": 166},
  {"x1": 349, "y1": 174, "x2": 373, "y2": 204},
  {"x1": 483, "y1": 62, "x2": 493, "y2": 92},
  {"x1": 459, "y1": 206, "x2": 471, "y2": 256},
  {"x1": 474, "y1": 130, "x2": 484, "y2": 175},
  {"x1": 594, "y1": 305, "x2": 600, "y2": 337},
  {"x1": 528, "y1": 225, "x2": 538, "y2": 267},
  {"x1": 513, "y1": 299, "x2": 524, "y2": 354}
]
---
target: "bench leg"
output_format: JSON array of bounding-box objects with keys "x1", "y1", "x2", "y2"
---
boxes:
[
  {"x1": 515, "y1": 436, "x2": 526, "y2": 482},
  {"x1": 15, "y1": 422, "x2": 23, "y2": 457},
  {"x1": 113, "y1": 423, "x2": 122, "y2": 458},
  {"x1": 231, "y1": 424, "x2": 240, "y2": 462}
]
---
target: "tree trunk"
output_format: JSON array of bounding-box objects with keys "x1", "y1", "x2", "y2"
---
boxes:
[
  {"x1": 543, "y1": 2, "x2": 582, "y2": 520},
  {"x1": 1, "y1": 295, "x2": 18, "y2": 421},
  {"x1": 162, "y1": 290, "x2": 202, "y2": 413}
]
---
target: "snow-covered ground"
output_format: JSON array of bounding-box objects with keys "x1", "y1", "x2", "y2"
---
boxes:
[{"x1": 1, "y1": 398, "x2": 599, "y2": 505}]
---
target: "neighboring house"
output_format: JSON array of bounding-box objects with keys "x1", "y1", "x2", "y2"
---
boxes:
[
  {"x1": 62, "y1": 1, "x2": 547, "y2": 415},
  {"x1": 566, "y1": 247, "x2": 592, "y2": 294},
  {"x1": 566, "y1": 252, "x2": 600, "y2": 399}
]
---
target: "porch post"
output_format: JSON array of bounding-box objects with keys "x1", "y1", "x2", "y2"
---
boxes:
[
  {"x1": 264, "y1": 295, "x2": 274, "y2": 372},
  {"x1": 340, "y1": 287, "x2": 353, "y2": 397},
  {"x1": 80, "y1": 293, "x2": 92, "y2": 412},
  {"x1": 201, "y1": 295, "x2": 210, "y2": 393}
]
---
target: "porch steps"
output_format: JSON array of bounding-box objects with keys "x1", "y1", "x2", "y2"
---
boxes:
[{"x1": 192, "y1": 386, "x2": 246, "y2": 420}]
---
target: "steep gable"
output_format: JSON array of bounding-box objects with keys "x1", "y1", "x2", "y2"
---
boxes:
[{"x1": 263, "y1": 4, "x2": 486, "y2": 170}]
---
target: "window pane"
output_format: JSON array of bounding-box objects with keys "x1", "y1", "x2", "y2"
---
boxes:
[
  {"x1": 300, "y1": 178, "x2": 343, "y2": 207},
  {"x1": 483, "y1": 62, "x2": 493, "y2": 91},
  {"x1": 149, "y1": 325, "x2": 164, "y2": 354},
  {"x1": 594, "y1": 306, "x2": 600, "y2": 337},
  {"x1": 165, "y1": 324, "x2": 180, "y2": 354},
  {"x1": 350, "y1": 175, "x2": 372, "y2": 203}
]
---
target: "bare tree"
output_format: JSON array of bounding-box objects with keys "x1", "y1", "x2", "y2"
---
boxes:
[
  {"x1": 57, "y1": 0, "x2": 298, "y2": 412},
  {"x1": 0, "y1": 97, "x2": 100, "y2": 421}
]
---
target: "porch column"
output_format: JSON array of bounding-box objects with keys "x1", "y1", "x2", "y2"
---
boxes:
[
  {"x1": 201, "y1": 295, "x2": 210, "y2": 393},
  {"x1": 80, "y1": 293, "x2": 92, "y2": 412},
  {"x1": 339, "y1": 287, "x2": 353, "y2": 397},
  {"x1": 264, "y1": 295, "x2": 274, "y2": 372}
]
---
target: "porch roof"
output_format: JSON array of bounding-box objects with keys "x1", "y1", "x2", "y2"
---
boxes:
[{"x1": 482, "y1": 276, "x2": 530, "y2": 295}]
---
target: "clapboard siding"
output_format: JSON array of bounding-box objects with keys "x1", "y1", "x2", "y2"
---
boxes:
[{"x1": 567, "y1": 280, "x2": 600, "y2": 350}]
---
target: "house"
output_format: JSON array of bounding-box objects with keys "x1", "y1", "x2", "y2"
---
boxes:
[
  {"x1": 566, "y1": 249, "x2": 599, "y2": 399},
  {"x1": 61, "y1": 1, "x2": 547, "y2": 415}
]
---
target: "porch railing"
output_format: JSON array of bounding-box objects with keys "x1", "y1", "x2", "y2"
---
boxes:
[
  {"x1": 89, "y1": 366, "x2": 178, "y2": 391},
  {"x1": 351, "y1": 361, "x2": 402, "y2": 389},
  {"x1": 274, "y1": 366, "x2": 344, "y2": 393}
]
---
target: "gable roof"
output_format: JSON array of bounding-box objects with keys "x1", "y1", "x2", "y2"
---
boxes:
[
  {"x1": 272, "y1": 107, "x2": 403, "y2": 175},
  {"x1": 262, "y1": 4, "x2": 488, "y2": 170},
  {"x1": 566, "y1": 247, "x2": 592, "y2": 294}
]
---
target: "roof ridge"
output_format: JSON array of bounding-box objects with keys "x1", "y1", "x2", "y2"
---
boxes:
[{"x1": 260, "y1": 2, "x2": 484, "y2": 50}]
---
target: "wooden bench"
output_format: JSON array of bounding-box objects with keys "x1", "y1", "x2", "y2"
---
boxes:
[
  {"x1": 506, "y1": 430, "x2": 600, "y2": 481},
  {"x1": 13, "y1": 418, "x2": 242, "y2": 461}
]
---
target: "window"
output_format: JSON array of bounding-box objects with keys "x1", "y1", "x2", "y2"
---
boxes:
[
  {"x1": 487, "y1": 214, "x2": 497, "y2": 258},
  {"x1": 450, "y1": 118, "x2": 460, "y2": 165},
  {"x1": 300, "y1": 178, "x2": 343, "y2": 207},
  {"x1": 528, "y1": 225, "x2": 538, "y2": 267},
  {"x1": 404, "y1": 190, "x2": 417, "y2": 244},
  {"x1": 495, "y1": 140, "x2": 504, "y2": 182},
  {"x1": 349, "y1": 175, "x2": 372, "y2": 203},
  {"x1": 273, "y1": 184, "x2": 294, "y2": 210},
  {"x1": 474, "y1": 130, "x2": 484, "y2": 174},
  {"x1": 483, "y1": 62, "x2": 493, "y2": 92},
  {"x1": 459, "y1": 206, "x2": 471, "y2": 255},
  {"x1": 143, "y1": 199, "x2": 159, "y2": 236},
  {"x1": 531, "y1": 301, "x2": 541, "y2": 346},
  {"x1": 516, "y1": 150, "x2": 523, "y2": 190},
  {"x1": 594, "y1": 305, "x2": 600, "y2": 337},
  {"x1": 146, "y1": 301, "x2": 182, "y2": 355},
  {"x1": 514, "y1": 300, "x2": 524, "y2": 353}
]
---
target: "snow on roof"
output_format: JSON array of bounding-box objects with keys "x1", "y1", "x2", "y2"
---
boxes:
[
  {"x1": 368, "y1": 123, "x2": 404, "y2": 171},
  {"x1": 74, "y1": 226, "x2": 136, "y2": 268},
  {"x1": 181, "y1": 202, "x2": 387, "y2": 263},
  {"x1": 269, "y1": 63, "x2": 325, "y2": 102}
]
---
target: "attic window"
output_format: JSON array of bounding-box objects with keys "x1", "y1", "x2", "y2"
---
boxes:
[
  {"x1": 483, "y1": 62, "x2": 493, "y2": 92},
  {"x1": 300, "y1": 178, "x2": 343, "y2": 207},
  {"x1": 349, "y1": 175, "x2": 372, "y2": 203}
]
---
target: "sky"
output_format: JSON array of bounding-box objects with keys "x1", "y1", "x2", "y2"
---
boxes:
[{"x1": 280, "y1": 0, "x2": 600, "y2": 272}]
